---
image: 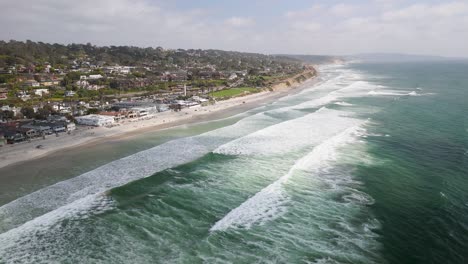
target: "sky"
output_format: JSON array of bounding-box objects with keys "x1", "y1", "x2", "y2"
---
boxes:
[{"x1": 1, "y1": 0, "x2": 468, "y2": 57}]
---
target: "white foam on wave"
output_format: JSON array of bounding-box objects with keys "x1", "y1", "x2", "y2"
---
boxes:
[
  {"x1": 0, "y1": 67, "x2": 365, "y2": 238},
  {"x1": 0, "y1": 110, "x2": 286, "y2": 233},
  {"x1": 408, "y1": 90, "x2": 436, "y2": 96},
  {"x1": 335, "y1": 101, "x2": 354, "y2": 106},
  {"x1": 0, "y1": 64, "x2": 374, "y2": 249},
  {"x1": 213, "y1": 78, "x2": 381, "y2": 157},
  {"x1": 368, "y1": 87, "x2": 436, "y2": 97},
  {"x1": 368, "y1": 90, "x2": 409, "y2": 96},
  {"x1": 210, "y1": 124, "x2": 366, "y2": 231},
  {"x1": 293, "y1": 80, "x2": 381, "y2": 110},
  {"x1": 0, "y1": 193, "x2": 113, "y2": 260},
  {"x1": 214, "y1": 108, "x2": 361, "y2": 156}
]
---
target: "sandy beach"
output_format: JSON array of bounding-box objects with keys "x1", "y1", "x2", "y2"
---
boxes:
[{"x1": 0, "y1": 69, "x2": 317, "y2": 169}]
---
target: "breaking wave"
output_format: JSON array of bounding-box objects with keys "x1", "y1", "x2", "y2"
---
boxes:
[{"x1": 211, "y1": 124, "x2": 366, "y2": 231}]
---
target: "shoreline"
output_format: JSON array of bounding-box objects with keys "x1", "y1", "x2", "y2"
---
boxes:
[{"x1": 0, "y1": 69, "x2": 317, "y2": 169}]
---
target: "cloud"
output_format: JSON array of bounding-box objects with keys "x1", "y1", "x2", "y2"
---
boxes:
[
  {"x1": 291, "y1": 22, "x2": 322, "y2": 32},
  {"x1": 0, "y1": 0, "x2": 214, "y2": 48},
  {"x1": 284, "y1": 4, "x2": 323, "y2": 19},
  {"x1": 382, "y1": 2, "x2": 468, "y2": 21},
  {"x1": 330, "y1": 4, "x2": 357, "y2": 17},
  {"x1": 224, "y1": 17, "x2": 255, "y2": 27},
  {"x1": 0, "y1": 0, "x2": 467, "y2": 57}
]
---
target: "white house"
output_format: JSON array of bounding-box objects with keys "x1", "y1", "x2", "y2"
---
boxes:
[
  {"x1": 65, "y1": 91, "x2": 76, "y2": 97},
  {"x1": 228, "y1": 73, "x2": 238, "y2": 80},
  {"x1": 76, "y1": 80, "x2": 89, "y2": 88},
  {"x1": 34, "y1": 89, "x2": 49, "y2": 96},
  {"x1": 24, "y1": 80, "x2": 40, "y2": 87},
  {"x1": 66, "y1": 122, "x2": 76, "y2": 131},
  {"x1": 119, "y1": 67, "x2": 131, "y2": 74},
  {"x1": 75, "y1": 114, "x2": 115, "y2": 127},
  {"x1": 89, "y1": 74, "x2": 103, "y2": 80}
]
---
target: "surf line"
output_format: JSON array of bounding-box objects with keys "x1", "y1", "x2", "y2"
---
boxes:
[{"x1": 210, "y1": 124, "x2": 365, "y2": 232}]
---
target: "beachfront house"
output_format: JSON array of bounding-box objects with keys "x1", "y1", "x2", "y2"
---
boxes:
[
  {"x1": 17, "y1": 127, "x2": 38, "y2": 138},
  {"x1": 49, "y1": 122, "x2": 66, "y2": 133},
  {"x1": 75, "y1": 114, "x2": 115, "y2": 127},
  {"x1": 0, "y1": 132, "x2": 5, "y2": 146},
  {"x1": 98, "y1": 111, "x2": 125, "y2": 122},
  {"x1": 21, "y1": 123, "x2": 53, "y2": 135},
  {"x1": 2, "y1": 129, "x2": 25, "y2": 144},
  {"x1": 130, "y1": 107, "x2": 149, "y2": 117},
  {"x1": 156, "y1": 104, "x2": 170, "y2": 112}
]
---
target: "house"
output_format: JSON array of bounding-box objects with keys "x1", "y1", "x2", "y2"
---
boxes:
[
  {"x1": 235, "y1": 70, "x2": 248, "y2": 77},
  {"x1": 21, "y1": 123, "x2": 53, "y2": 135},
  {"x1": 228, "y1": 73, "x2": 238, "y2": 80},
  {"x1": 89, "y1": 74, "x2": 103, "y2": 80},
  {"x1": 17, "y1": 91, "x2": 31, "y2": 101},
  {"x1": 156, "y1": 104, "x2": 170, "y2": 112},
  {"x1": 23, "y1": 80, "x2": 40, "y2": 87},
  {"x1": 48, "y1": 115, "x2": 68, "y2": 122},
  {"x1": 98, "y1": 111, "x2": 124, "y2": 122},
  {"x1": 65, "y1": 122, "x2": 76, "y2": 131},
  {"x1": 0, "y1": 88, "x2": 7, "y2": 100},
  {"x1": 75, "y1": 114, "x2": 115, "y2": 126},
  {"x1": 23, "y1": 120, "x2": 73, "y2": 134},
  {"x1": 130, "y1": 107, "x2": 150, "y2": 117},
  {"x1": 199, "y1": 71, "x2": 214, "y2": 79},
  {"x1": 161, "y1": 71, "x2": 188, "y2": 82},
  {"x1": 48, "y1": 122, "x2": 66, "y2": 133},
  {"x1": 2, "y1": 129, "x2": 25, "y2": 144},
  {"x1": 0, "y1": 132, "x2": 5, "y2": 146},
  {"x1": 119, "y1": 67, "x2": 131, "y2": 75},
  {"x1": 34, "y1": 88, "x2": 49, "y2": 96},
  {"x1": 76, "y1": 80, "x2": 89, "y2": 88},
  {"x1": 1, "y1": 106, "x2": 21, "y2": 116},
  {"x1": 191, "y1": 96, "x2": 209, "y2": 103},
  {"x1": 87, "y1": 85, "x2": 104, "y2": 91},
  {"x1": 17, "y1": 127, "x2": 38, "y2": 138},
  {"x1": 40, "y1": 81, "x2": 53, "y2": 87},
  {"x1": 65, "y1": 91, "x2": 76, "y2": 97}
]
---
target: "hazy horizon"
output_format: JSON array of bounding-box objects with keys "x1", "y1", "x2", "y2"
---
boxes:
[{"x1": 1, "y1": 0, "x2": 468, "y2": 57}]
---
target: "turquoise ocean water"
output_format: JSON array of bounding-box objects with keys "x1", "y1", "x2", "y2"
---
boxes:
[{"x1": 0, "y1": 62, "x2": 467, "y2": 263}]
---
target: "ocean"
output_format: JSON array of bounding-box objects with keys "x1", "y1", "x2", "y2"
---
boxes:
[{"x1": 0, "y1": 61, "x2": 467, "y2": 263}]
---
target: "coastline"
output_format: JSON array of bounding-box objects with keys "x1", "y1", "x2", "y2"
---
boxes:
[{"x1": 0, "y1": 69, "x2": 317, "y2": 169}]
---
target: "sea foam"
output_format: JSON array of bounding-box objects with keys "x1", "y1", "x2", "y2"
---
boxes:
[
  {"x1": 214, "y1": 108, "x2": 360, "y2": 156},
  {"x1": 210, "y1": 124, "x2": 366, "y2": 231}
]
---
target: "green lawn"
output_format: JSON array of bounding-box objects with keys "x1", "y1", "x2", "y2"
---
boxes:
[{"x1": 211, "y1": 87, "x2": 258, "y2": 99}]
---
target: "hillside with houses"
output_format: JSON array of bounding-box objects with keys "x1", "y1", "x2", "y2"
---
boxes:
[{"x1": 0, "y1": 40, "x2": 325, "y2": 146}]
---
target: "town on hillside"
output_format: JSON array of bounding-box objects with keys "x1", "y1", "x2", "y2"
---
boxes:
[{"x1": 0, "y1": 40, "x2": 324, "y2": 146}]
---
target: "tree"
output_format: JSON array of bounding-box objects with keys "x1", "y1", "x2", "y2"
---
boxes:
[
  {"x1": 35, "y1": 65, "x2": 45, "y2": 73},
  {"x1": 35, "y1": 106, "x2": 53, "y2": 120},
  {"x1": 14, "y1": 112, "x2": 24, "y2": 120},
  {"x1": 42, "y1": 104, "x2": 56, "y2": 114},
  {"x1": 1, "y1": 110, "x2": 14, "y2": 120},
  {"x1": 20, "y1": 106, "x2": 35, "y2": 119},
  {"x1": 87, "y1": 108, "x2": 99, "y2": 115}
]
